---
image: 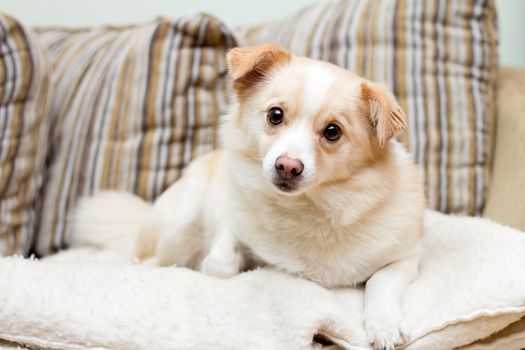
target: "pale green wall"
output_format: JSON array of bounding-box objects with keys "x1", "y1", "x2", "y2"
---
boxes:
[
  {"x1": 0, "y1": 0, "x2": 315, "y2": 27},
  {"x1": 1, "y1": 0, "x2": 524, "y2": 68},
  {"x1": 497, "y1": 0, "x2": 525, "y2": 68}
]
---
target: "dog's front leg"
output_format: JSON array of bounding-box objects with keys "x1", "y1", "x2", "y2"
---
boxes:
[
  {"x1": 200, "y1": 228, "x2": 244, "y2": 278},
  {"x1": 364, "y1": 253, "x2": 420, "y2": 350}
]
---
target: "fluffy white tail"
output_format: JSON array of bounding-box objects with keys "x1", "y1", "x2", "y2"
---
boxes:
[{"x1": 72, "y1": 191, "x2": 152, "y2": 257}]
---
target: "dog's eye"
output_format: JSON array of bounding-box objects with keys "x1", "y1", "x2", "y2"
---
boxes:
[
  {"x1": 323, "y1": 124, "x2": 342, "y2": 142},
  {"x1": 267, "y1": 107, "x2": 284, "y2": 126}
]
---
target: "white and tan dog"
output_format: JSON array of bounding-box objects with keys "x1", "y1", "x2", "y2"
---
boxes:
[{"x1": 75, "y1": 44, "x2": 424, "y2": 350}]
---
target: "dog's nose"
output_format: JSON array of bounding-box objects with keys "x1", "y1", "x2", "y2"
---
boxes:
[{"x1": 275, "y1": 156, "x2": 304, "y2": 179}]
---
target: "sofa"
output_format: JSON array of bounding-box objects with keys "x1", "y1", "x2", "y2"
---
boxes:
[
  {"x1": 0, "y1": 0, "x2": 524, "y2": 349},
  {"x1": 3, "y1": 0, "x2": 522, "y2": 259}
]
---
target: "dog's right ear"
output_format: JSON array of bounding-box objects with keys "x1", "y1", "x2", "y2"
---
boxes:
[{"x1": 227, "y1": 44, "x2": 292, "y2": 97}]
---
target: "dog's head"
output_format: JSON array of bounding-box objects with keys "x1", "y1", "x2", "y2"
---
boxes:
[{"x1": 225, "y1": 44, "x2": 407, "y2": 195}]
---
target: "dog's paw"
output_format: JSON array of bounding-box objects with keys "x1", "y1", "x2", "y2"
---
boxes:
[
  {"x1": 200, "y1": 252, "x2": 243, "y2": 278},
  {"x1": 365, "y1": 313, "x2": 409, "y2": 350}
]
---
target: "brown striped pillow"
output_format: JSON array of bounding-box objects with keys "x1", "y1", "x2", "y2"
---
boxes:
[
  {"x1": 34, "y1": 15, "x2": 236, "y2": 255},
  {"x1": 238, "y1": 0, "x2": 498, "y2": 215},
  {"x1": 0, "y1": 14, "x2": 51, "y2": 256}
]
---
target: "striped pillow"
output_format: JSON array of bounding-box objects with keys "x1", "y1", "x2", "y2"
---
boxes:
[
  {"x1": 34, "y1": 15, "x2": 236, "y2": 255},
  {"x1": 238, "y1": 0, "x2": 498, "y2": 215},
  {"x1": 0, "y1": 14, "x2": 51, "y2": 256}
]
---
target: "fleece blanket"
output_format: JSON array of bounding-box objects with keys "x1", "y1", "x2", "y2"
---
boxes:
[{"x1": 1, "y1": 210, "x2": 525, "y2": 350}]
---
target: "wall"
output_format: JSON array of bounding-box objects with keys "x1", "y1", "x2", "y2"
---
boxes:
[
  {"x1": 496, "y1": 0, "x2": 525, "y2": 68},
  {"x1": 0, "y1": 0, "x2": 314, "y2": 27},
  {"x1": 1, "y1": 0, "x2": 524, "y2": 68}
]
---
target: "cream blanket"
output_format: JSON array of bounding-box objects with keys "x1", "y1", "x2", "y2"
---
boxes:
[{"x1": 1, "y1": 211, "x2": 524, "y2": 350}]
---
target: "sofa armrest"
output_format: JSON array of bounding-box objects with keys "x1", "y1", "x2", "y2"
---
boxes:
[{"x1": 483, "y1": 67, "x2": 525, "y2": 231}]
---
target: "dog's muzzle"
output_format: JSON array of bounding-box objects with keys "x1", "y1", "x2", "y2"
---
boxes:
[{"x1": 272, "y1": 155, "x2": 304, "y2": 193}]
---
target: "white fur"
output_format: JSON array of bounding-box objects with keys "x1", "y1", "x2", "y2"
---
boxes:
[
  {"x1": 262, "y1": 65, "x2": 336, "y2": 189},
  {"x1": 74, "y1": 53, "x2": 424, "y2": 350},
  {"x1": 72, "y1": 191, "x2": 151, "y2": 257},
  {"x1": 262, "y1": 121, "x2": 316, "y2": 187},
  {"x1": 302, "y1": 65, "x2": 336, "y2": 116},
  {"x1": 13, "y1": 211, "x2": 525, "y2": 350}
]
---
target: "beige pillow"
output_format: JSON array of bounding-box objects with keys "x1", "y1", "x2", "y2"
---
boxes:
[
  {"x1": 0, "y1": 13, "x2": 51, "y2": 256},
  {"x1": 483, "y1": 68, "x2": 525, "y2": 232},
  {"x1": 238, "y1": 0, "x2": 499, "y2": 215},
  {"x1": 34, "y1": 15, "x2": 236, "y2": 255}
]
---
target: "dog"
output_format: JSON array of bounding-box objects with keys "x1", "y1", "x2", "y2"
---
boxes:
[{"x1": 74, "y1": 44, "x2": 425, "y2": 350}]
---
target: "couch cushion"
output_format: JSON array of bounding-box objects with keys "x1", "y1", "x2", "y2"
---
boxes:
[
  {"x1": 238, "y1": 0, "x2": 499, "y2": 215},
  {"x1": 34, "y1": 15, "x2": 236, "y2": 255},
  {"x1": 483, "y1": 68, "x2": 525, "y2": 232},
  {"x1": 0, "y1": 14, "x2": 51, "y2": 256}
]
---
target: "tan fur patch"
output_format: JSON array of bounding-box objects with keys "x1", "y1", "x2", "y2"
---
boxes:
[
  {"x1": 136, "y1": 225, "x2": 157, "y2": 261},
  {"x1": 227, "y1": 44, "x2": 292, "y2": 97},
  {"x1": 205, "y1": 150, "x2": 222, "y2": 179},
  {"x1": 361, "y1": 83, "x2": 407, "y2": 147},
  {"x1": 308, "y1": 77, "x2": 389, "y2": 188}
]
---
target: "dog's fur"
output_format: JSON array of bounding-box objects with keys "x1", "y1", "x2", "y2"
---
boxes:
[{"x1": 74, "y1": 44, "x2": 425, "y2": 350}]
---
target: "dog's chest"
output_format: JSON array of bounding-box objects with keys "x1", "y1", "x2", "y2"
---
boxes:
[{"x1": 234, "y1": 203, "x2": 387, "y2": 287}]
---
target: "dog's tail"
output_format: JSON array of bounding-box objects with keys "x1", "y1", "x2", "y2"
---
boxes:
[{"x1": 72, "y1": 191, "x2": 152, "y2": 257}]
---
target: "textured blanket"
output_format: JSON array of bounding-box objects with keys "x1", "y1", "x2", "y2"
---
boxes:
[{"x1": 1, "y1": 211, "x2": 524, "y2": 350}]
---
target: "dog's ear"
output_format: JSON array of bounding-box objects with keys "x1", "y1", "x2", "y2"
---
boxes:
[
  {"x1": 361, "y1": 82, "x2": 407, "y2": 147},
  {"x1": 227, "y1": 44, "x2": 292, "y2": 97}
]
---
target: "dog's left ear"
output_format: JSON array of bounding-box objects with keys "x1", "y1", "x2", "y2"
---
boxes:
[
  {"x1": 227, "y1": 44, "x2": 292, "y2": 98},
  {"x1": 361, "y1": 82, "x2": 407, "y2": 147}
]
